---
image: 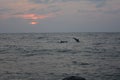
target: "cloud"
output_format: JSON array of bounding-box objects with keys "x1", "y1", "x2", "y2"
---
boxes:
[
  {"x1": 104, "y1": 9, "x2": 120, "y2": 14},
  {"x1": 0, "y1": 13, "x2": 55, "y2": 25},
  {"x1": 0, "y1": 8, "x2": 12, "y2": 13},
  {"x1": 96, "y1": 0, "x2": 120, "y2": 14},
  {"x1": 88, "y1": 0, "x2": 106, "y2": 8},
  {"x1": 76, "y1": 0, "x2": 120, "y2": 15},
  {"x1": 28, "y1": 5, "x2": 61, "y2": 15},
  {"x1": 28, "y1": 0, "x2": 50, "y2": 4},
  {"x1": 20, "y1": 13, "x2": 53, "y2": 20},
  {"x1": 28, "y1": 0, "x2": 106, "y2": 8},
  {"x1": 28, "y1": 0, "x2": 81, "y2": 4},
  {"x1": 19, "y1": 12, "x2": 62, "y2": 24}
]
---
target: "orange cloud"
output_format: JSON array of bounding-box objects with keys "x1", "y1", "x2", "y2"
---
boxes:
[
  {"x1": 21, "y1": 13, "x2": 53, "y2": 20},
  {"x1": 17, "y1": 13, "x2": 54, "y2": 24}
]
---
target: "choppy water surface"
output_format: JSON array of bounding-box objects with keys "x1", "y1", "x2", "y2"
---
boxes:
[{"x1": 0, "y1": 33, "x2": 120, "y2": 80}]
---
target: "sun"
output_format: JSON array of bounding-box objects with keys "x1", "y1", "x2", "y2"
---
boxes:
[{"x1": 30, "y1": 21, "x2": 38, "y2": 25}]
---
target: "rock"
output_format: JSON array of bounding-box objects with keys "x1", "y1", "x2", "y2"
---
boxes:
[{"x1": 62, "y1": 76, "x2": 86, "y2": 80}]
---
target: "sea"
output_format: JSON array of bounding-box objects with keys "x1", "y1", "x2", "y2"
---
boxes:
[{"x1": 0, "y1": 32, "x2": 120, "y2": 80}]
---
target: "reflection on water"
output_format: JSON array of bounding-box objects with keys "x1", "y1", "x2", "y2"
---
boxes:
[{"x1": 0, "y1": 33, "x2": 120, "y2": 80}]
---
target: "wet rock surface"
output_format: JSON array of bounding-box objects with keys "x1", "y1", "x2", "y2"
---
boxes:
[{"x1": 63, "y1": 76, "x2": 86, "y2": 80}]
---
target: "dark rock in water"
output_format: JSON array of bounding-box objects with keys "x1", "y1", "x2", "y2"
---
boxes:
[{"x1": 63, "y1": 76, "x2": 86, "y2": 80}]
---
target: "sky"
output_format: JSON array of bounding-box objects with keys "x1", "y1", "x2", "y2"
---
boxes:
[{"x1": 0, "y1": 0, "x2": 120, "y2": 33}]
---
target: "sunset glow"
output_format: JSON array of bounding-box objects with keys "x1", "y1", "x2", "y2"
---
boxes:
[
  {"x1": 20, "y1": 13, "x2": 53, "y2": 24},
  {"x1": 22, "y1": 14, "x2": 53, "y2": 20},
  {"x1": 30, "y1": 21, "x2": 38, "y2": 25}
]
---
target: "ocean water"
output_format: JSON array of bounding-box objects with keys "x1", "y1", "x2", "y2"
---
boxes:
[{"x1": 0, "y1": 32, "x2": 120, "y2": 80}]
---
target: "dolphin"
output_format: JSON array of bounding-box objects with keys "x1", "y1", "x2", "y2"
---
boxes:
[
  {"x1": 59, "y1": 41, "x2": 68, "y2": 43},
  {"x1": 73, "y1": 37, "x2": 80, "y2": 42}
]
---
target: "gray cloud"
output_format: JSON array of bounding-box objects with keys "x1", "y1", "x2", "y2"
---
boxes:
[
  {"x1": 103, "y1": 9, "x2": 120, "y2": 14},
  {"x1": 28, "y1": 5, "x2": 61, "y2": 15},
  {"x1": 28, "y1": 0, "x2": 106, "y2": 9},
  {"x1": 28, "y1": 0, "x2": 106, "y2": 6},
  {"x1": 0, "y1": 8, "x2": 13, "y2": 14},
  {"x1": 88, "y1": 0, "x2": 106, "y2": 8},
  {"x1": 28, "y1": 0, "x2": 81, "y2": 4},
  {"x1": 28, "y1": 0, "x2": 50, "y2": 4}
]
